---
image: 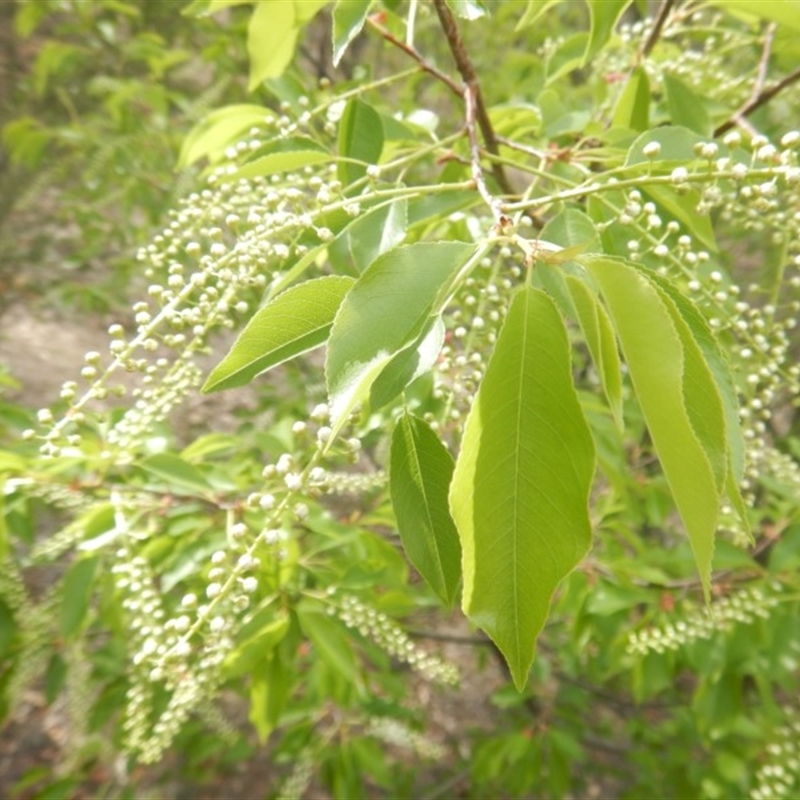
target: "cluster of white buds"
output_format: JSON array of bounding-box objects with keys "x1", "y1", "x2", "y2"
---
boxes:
[
  {"x1": 627, "y1": 583, "x2": 783, "y2": 656},
  {"x1": 366, "y1": 717, "x2": 446, "y2": 760},
  {"x1": 330, "y1": 593, "x2": 459, "y2": 686},
  {"x1": 275, "y1": 747, "x2": 314, "y2": 800},
  {"x1": 751, "y1": 711, "x2": 800, "y2": 800}
]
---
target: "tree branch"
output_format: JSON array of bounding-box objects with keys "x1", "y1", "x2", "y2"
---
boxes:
[
  {"x1": 639, "y1": 0, "x2": 678, "y2": 60},
  {"x1": 715, "y1": 64, "x2": 800, "y2": 137},
  {"x1": 431, "y1": 0, "x2": 513, "y2": 201},
  {"x1": 365, "y1": 15, "x2": 462, "y2": 97}
]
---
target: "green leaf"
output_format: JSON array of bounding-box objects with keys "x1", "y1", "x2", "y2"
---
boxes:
[
  {"x1": 565, "y1": 276, "x2": 623, "y2": 428},
  {"x1": 247, "y1": 0, "x2": 328, "y2": 89},
  {"x1": 329, "y1": 198, "x2": 408, "y2": 274},
  {"x1": 233, "y1": 148, "x2": 332, "y2": 180},
  {"x1": 224, "y1": 614, "x2": 290, "y2": 679},
  {"x1": 59, "y1": 556, "x2": 99, "y2": 639},
  {"x1": 516, "y1": 0, "x2": 561, "y2": 31},
  {"x1": 138, "y1": 453, "x2": 212, "y2": 494},
  {"x1": 177, "y1": 104, "x2": 270, "y2": 168},
  {"x1": 641, "y1": 184, "x2": 717, "y2": 252},
  {"x1": 337, "y1": 98, "x2": 384, "y2": 186},
  {"x1": 707, "y1": 0, "x2": 800, "y2": 32},
  {"x1": 449, "y1": 286, "x2": 595, "y2": 690},
  {"x1": 249, "y1": 653, "x2": 288, "y2": 742},
  {"x1": 332, "y1": 0, "x2": 373, "y2": 67},
  {"x1": 446, "y1": 0, "x2": 489, "y2": 20},
  {"x1": 203, "y1": 276, "x2": 355, "y2": 393},
  {"x1": 326, "y1": 242, "x2": 475, "y2": 426},
  {"x1": 582, "y1": 256, "x2": 721, "y2": 599},
  {"x1": 390, "y1": 413, "x2": 461, "y2": 605},
  {"x1": 612, "y1": 66, "x2": 650, "y2": 132},
  {"x1": 584, "y1": 0, "x2": 631, "y2": 64},
  {"x1": 626, "y1": 125, "x2": 707, "y2": 167},
  {"x1": 299, "y1": 607, "x2": 362, "y2": 689},
  {"x1": 663, "y1": 73, "x2": 711, "y2": 136}
]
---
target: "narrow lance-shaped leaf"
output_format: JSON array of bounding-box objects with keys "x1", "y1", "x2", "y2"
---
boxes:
[
  {"x1": 449, "y1": 286, "x2": 595, "y2": 690},
  {"x1": 566, "y1": 275, "x2": 624, "y2": 428},
  {"x1": 332, "y1": 0, "x2": 372, "y2": 67},
  {"x1": 326, "y1": 242, "x2": 475, "y2": 428},
  {"x1": 337, "y1": 98, "x2": 383, "y2": 186},
  {"x1": 583, "y1": 0, "x2": 631, "y2": 65},
  {"x1": 390, "y1": 413, "x2": 462, "y2": 606},
  {"x1": 203, "y1": 276, "x2": 354, "y2": 393},
  {"x1": 583, "y1": 256, "x2": 721, "y2": 598}
]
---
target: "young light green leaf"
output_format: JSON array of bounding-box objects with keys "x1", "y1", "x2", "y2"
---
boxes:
[
  {"x1": 299, "y1": 606, "x2": 363, "y2": 690},
  {"x1": 326, "y1": 242, "x2": 475, "y2": 426},
  {"x1": 203, "y1": 276, "x2": 354, "y2": 393},
  {"x1": 178, "y1": 105, "x2": 271, "y2": 168},
  {"x1": 582, "y1": 256, "x2": 720, "y2": 599},
  {"x1": 584, "y1": 0, "x2": 631, "y2": 65},
  {"x1": 565, "y1": 275, "x2": 623, "y2": 428},
  {"x1": 449, "y1": 286, "x2": 595, "y2": 690},
  {"x1": 663, "y1": 73, "x2": 711, "y2": 136},
  {"x1": 612, "y1": 66, "x2": 650, "y2": 132},
  {"x1": 332, "y1": 0, "x2": 372, "y2": 67},
  {"x1": 337, "y1": 97, "x2": 383, "y2": 186},
  {"x1": 390, "y1": 413, "x2": 461, "y2": 606},
  {"x1": 247, "y1": 0, "x2": 328, "y2": 89},
  {"x1": 233, "y1": 148, "x2": 331, "y2": 180},
  {"x1": 59, "y1": 556, "x2": 99, "y2": 639}
]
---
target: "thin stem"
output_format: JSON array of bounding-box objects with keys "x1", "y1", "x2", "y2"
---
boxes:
[
  {"x1": 365, "y1": 15, "x2": 462, "y2": 96},
  {"x1": 640, "y1": 0, "x2": 678, "y2": 60},
  {"x1": 431, "y1": 0, "x2": 513, "y2": 198},
  {"x1": 715, "y1": 64, "x2": 800, "y2": 137}
]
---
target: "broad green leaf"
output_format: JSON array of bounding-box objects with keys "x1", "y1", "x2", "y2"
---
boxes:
[
  {"x1": 663, "y1": 73, "x2": 711, "y2": 136},
  {"x1": 337, "y1": 98, "x2": 384, "y2": 186},
  {"x1": 626, "y1": 125, "x2": 707, "y2": 167},
  {"x1": 203, "y1": 276, "x2": 354, "y2": 393},
  {"x1": 565, "y1": 276, "x2": 623, "y2": 428},
  {"x1": 516, "y1": 0, "x2": 561, "y2": 31},
  {"x1": 582, "y1": 256, "x2": 720, "y2": 598},
  {"x1": 138, "y1": 453, "x2": 212, "y2": 494},
  {"x1": 449, "y1": 286, "x2": 595, "y2": 690},
  {"x1": 540, "y1": 207, "x2": 601, "y2": 253},
  {"x1": 59, "y1": 556, "x2": 99, "y2": 639},
  {"x1": 584, "y1": 0, "x2": 631, "y2": 65},
  {"x1": 707, "y1": 0, "x2": 800, "y2": 32},
  {"x1": 613, "y1": 66, "x2": 650, "y2": 132},
  {"x1": 329, "y1": 198, "x2": 408, "y2": 274},
  {"x1": 326, "y1": 242, "x2": 475, "y2": 426},
  {"x1": 177, "y1": 104, "x2": 268, "y2": 168},
  {"x1": 247, "y1": 0, "x2": 328, "y2": 89},
  {"x1": 332, "y1": 0, "x2": 373, "y2": 67},
  {"x1": 390, "y1": 413, "x2": 461, "y2": 605},
  {"x1": 645, "y1": 272, "x2": 750, "y2": 537},
  {"x1": 369, "y1": 316, "x2": 445, "y2": 410}
]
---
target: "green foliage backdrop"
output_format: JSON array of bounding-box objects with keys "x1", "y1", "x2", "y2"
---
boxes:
[{"x1": 2, "y1": 0, "x2": 800, "y2": 797}]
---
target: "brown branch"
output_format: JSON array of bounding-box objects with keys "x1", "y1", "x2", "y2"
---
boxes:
[
  {"x1": 715, "y1": 64, "x2": 800, "y2": 137},
  {"x1": 639, "y1": 0, "x2": 679, "y2": 60},
  {"x1": 431, "y1": 0, "x2": 513, "y2": 201},
  {"x1": 365, "y1": 15, "x2": 462, "y2": 97}
]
